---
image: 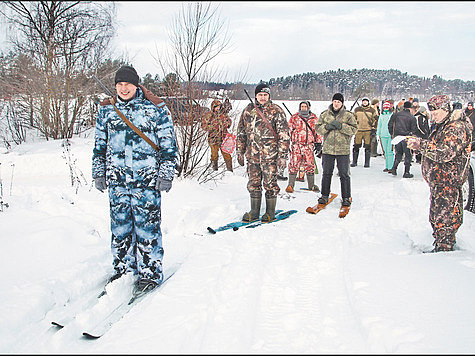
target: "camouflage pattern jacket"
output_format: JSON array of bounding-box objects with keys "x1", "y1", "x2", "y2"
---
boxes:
[
  {"x1": 236, "y1": 100, "x2": 290, "y2": 163},
  {"x1": 289, "y1": 112, "x2": 322, "y2": 146},
  {"x1": 316, "y1": 105, "x2": 358, "y2": 156},
  {"x1": 201, "y1": 100, "x2": 232, "y2": 146},
  {"x1": 92, "y1": 86, "x2": 178, "y2": 189},
  {"x1": 419, "y1": 109, "x2": 472, "y2": 188},
  {"x1": 354, "y1": 105, "x2": 377, "y2": 131}
]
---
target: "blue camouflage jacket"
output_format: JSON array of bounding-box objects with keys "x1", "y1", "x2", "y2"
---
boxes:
[{"x1": 92, "y1": 86, "x2": 177, "y2": 189}]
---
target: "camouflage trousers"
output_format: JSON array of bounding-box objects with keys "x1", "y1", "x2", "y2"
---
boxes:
[
  {"x1": 288, "y1": 144, "x2": 315, "y2": 175},
  {"x1": 429, "y1": 184, "x2": 464, "y2": 247},
  {"x1": 108, "y1": 185, "x2": 164, "y2": 283},
  {"x1": 247, "y1": 161, "x2": 280, "y2": 198}
]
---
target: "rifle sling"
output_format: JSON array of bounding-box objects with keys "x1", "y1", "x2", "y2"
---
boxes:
[
  {"x1": 253, "y1": 104, "x2": 279, "y2": 141},
  {"x1": 111, "y1": 97, "x2": 159, "y2": 152}
]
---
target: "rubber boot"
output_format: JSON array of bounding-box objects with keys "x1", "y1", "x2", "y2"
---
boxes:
[
  {"x1": 403, "y1": 165, "x2": 413, "y2": 178},
  {"x1": 211, "y1": 159, "x2": 218, "y2": 171},
  {"x1": 350, "y1": 149, "x2": 359, "y2": 167},
  {"x1": 242, "y1": 194, "x2": 261, "y2": 222},
  {"x1": 225, "y1": 159, "x2": 233, "y2": 172},
  {"x1": 364, "y1": 150, "x2": 371, "y2": 168},
  {"x1": 261, "y1": 196, "x2": 277, "y2": 222},
  {"x1": 306, "y1": 173, "x2": 320, "y2": 192},
  {"x1": 286, "y1": 174, "x2": 297, "y2": 193}
]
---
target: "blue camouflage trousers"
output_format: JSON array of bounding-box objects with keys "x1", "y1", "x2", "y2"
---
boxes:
[{"x1": 108, "y1": 185, "x2": 164, "y2": 283}]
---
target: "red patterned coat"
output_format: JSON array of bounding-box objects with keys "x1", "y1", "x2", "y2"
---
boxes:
[{"x1": 288, "y1": 112, "x2": 322, "y2": 174}]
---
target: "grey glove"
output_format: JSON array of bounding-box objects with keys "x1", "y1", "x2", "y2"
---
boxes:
[
  {"x1": 156, "y1": 177, "x2": 172, "y2": 192},
  {"x1": 325, "y1": 123, "x2": 335, "y2": 131},
  {"x1": 331, "y1": 120, "x2": 342, "y2": 130},
  {"x1": 94, "y1": 177, "x2": 107, "y2": 193}
]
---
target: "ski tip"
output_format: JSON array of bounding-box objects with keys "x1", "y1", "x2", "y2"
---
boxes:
[
  {"x1": 83, "y1": 332, "x2": 101, "y2": 339},
  {"x1": 232, "y1": 226, "x2": 239, "y2": 231},
  {"x1": 306, "y1": 207, "x2": 316, "y2": 214},
  {"x1": 207, "y1": 227, "x2": 216, "y2": 234}
]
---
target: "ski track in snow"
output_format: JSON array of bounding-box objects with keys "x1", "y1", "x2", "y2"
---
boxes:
[{"x1": 2, "y1": 111, "x2": 475, "y2": 353}]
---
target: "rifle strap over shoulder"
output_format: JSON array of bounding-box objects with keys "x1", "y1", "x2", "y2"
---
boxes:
[
  {"x1": 111, "y1": 97, "x2": 159, "y2": 151},
  {"x1": 253, "y1": 105, "x2": 279, "y2": 141}
]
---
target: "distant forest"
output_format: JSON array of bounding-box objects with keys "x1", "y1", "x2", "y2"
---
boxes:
[{"x1": 199, "y1": 68, "x2": 475, "y2": 103}]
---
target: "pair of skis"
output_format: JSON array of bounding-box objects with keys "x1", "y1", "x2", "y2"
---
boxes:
[
  {"x1": 207, "y1": 209, "x2": 297, "y2": 234},
  {"x1": 305, "y1": 193, "x2": 350, "y2": 218},
  {"x1": 50, "y1": 269, "x2": 177, "y2": 339}
]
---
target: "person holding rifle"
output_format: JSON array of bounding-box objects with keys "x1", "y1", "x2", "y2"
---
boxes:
[
  {"x1": 236, "y1": 83, "x2": 290, "y2": 223},
  {"x1": 92, "y1": 65, "x2": 177, "y2": 293},
  {"x1": 285, "y1": 101, "x2": 322, "y2": 193}
]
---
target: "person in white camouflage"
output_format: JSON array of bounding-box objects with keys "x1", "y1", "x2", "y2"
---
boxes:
[
  {"x1": 236, "y1": 83, "x2": 290, "y2": 222},
  {"x1": 92, "y1": 65, "x2": 177, "y2": 293}
]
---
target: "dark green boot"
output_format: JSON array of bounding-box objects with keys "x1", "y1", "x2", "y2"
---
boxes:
[
  {"x1": 242, "y1": 194, "x2": 261, "y2": 222},
  {"x1": 306, "y1": 173, "x2": 320, "y2": 192},
  {"x1": 286, "y1": 174, "x2": 297, "y2": 193},
  {"x1": 261, "y1": 197, "x2": 277, "y2": 222}
]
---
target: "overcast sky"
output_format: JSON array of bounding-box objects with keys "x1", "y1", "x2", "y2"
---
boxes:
[{"x1": 2, "y1": 1, "x2": 475, "y2": 84}]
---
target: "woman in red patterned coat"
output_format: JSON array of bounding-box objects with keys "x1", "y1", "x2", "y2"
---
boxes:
[
  {"x1": 201, "y1": 99, "x2": 233, "y2": 171},
  {"x1": 286, "y1": 101, "x2": 322, "y2": 193}
]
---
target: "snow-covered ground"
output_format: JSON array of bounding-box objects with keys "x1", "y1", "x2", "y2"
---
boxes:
[{"x1": 1, "y1": 100, "x2": 475, "y2": 354}]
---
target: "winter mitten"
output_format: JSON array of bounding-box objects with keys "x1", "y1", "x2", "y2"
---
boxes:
[
  {"x1": 314, "y1": 142, "x2": 322, "y2": 154},
  {"x1": 331, "y1": 120, "x2": 342, "y2": 130},
  {"x1": 156, "y1": 178, "x2": 172, "y2": 192},
  {"x1": 325, "y1": 123, "x2": 335, "y2": 131},
  {"x1": 94, "y1": 177, "x2": 107, "y2": 192}
]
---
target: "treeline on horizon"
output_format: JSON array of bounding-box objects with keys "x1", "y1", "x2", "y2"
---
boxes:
[{"x1": 195, "y1": 68, "x2": 475, "y2": 102}]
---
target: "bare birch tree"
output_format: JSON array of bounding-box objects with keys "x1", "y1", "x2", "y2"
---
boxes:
[
  {"x1": 152, "y1": 2, "x2": 232, "y2": 179},
  {"x1": 1, "y1": 1, "x2": 116, "y2": 140}
]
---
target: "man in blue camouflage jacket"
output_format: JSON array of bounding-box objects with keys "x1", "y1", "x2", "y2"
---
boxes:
[{"x1": 92, "y1": 66, "x2": 177, "y2": 292}]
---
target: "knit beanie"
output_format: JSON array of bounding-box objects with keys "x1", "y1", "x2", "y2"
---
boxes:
[
  {"x1": 115, "y1": 65, "x2": 139, "y2": 87},
  {"x1": 255, "y1": 83, "x2": 270, "y2": 96},
  {"x1": 332, "y1": 93, "x2": 344, "y2": 103},
  {"x1": 427, "y1": 95, "x2": 451, "y2": 111},
  {"x1": 382, "y1": 101, "x2": 392, "y2": 111},
  {"x1": 371, "y1": 99, "x2": 379, "y2": 105},
  {"x1": 403, "y1": 101, "x2": 412, "y2": 109}
]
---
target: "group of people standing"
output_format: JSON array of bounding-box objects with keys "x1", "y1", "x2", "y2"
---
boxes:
[
  {"x1": 91, "y1": 65, "x2": 474, "y2": 295},
  {"x1": 209, "y1": 84, "x2": 473, "y2": 254}
]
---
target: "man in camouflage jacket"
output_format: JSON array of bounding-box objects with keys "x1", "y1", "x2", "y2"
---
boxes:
[
  {"x1": 315, "y1": 93, "x2": 358, "y2": 207},
  {"x1": 236, "y1": 83, "x2": 290, "y2": 222},
  {"x1": 352, "y1": 97, "x2": 378, "y2": 168},
  {"x1": 201, "y1": 99, "x2": 233, "y2": 171},
  {"x1": 407, "y1": 95, "x2": 473, "y2": 252},
  {"x1": 92, "y1": 66, "x2": 178, "y2": 291}
]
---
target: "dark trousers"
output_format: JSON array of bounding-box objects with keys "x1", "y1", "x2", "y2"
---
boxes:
[
  {"x1": 321, "y1": 154, "x2": 351, "y2": 199},
  {"x1": 393, "y1": 140, "x2": 412, "y2": 171}
]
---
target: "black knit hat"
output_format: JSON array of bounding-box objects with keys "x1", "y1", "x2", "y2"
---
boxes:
[
  {"x1": 255, "y1": 83, "x2": 270, "y2": 96},
  {"x1": 332, "y1": 93, "x2": 344, "y2": 103},
  {"x1": 403, "y1": 101, "x2": 412, "y2": 109},
  {"x1": 115, "y1": 65, "x2": 139, "y2": 87}
]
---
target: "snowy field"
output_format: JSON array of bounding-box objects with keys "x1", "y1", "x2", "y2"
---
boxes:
[{"x1": 1, "y1": 100, "x2": 475, "y2": 354}]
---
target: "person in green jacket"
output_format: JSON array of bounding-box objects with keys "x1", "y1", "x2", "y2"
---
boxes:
[
  {"x1": 315, "y1": 93, "x2": 358, "y2": 207},
  {"x1": 377, "y1": 100, "x2": 395, "y2": 173}
]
